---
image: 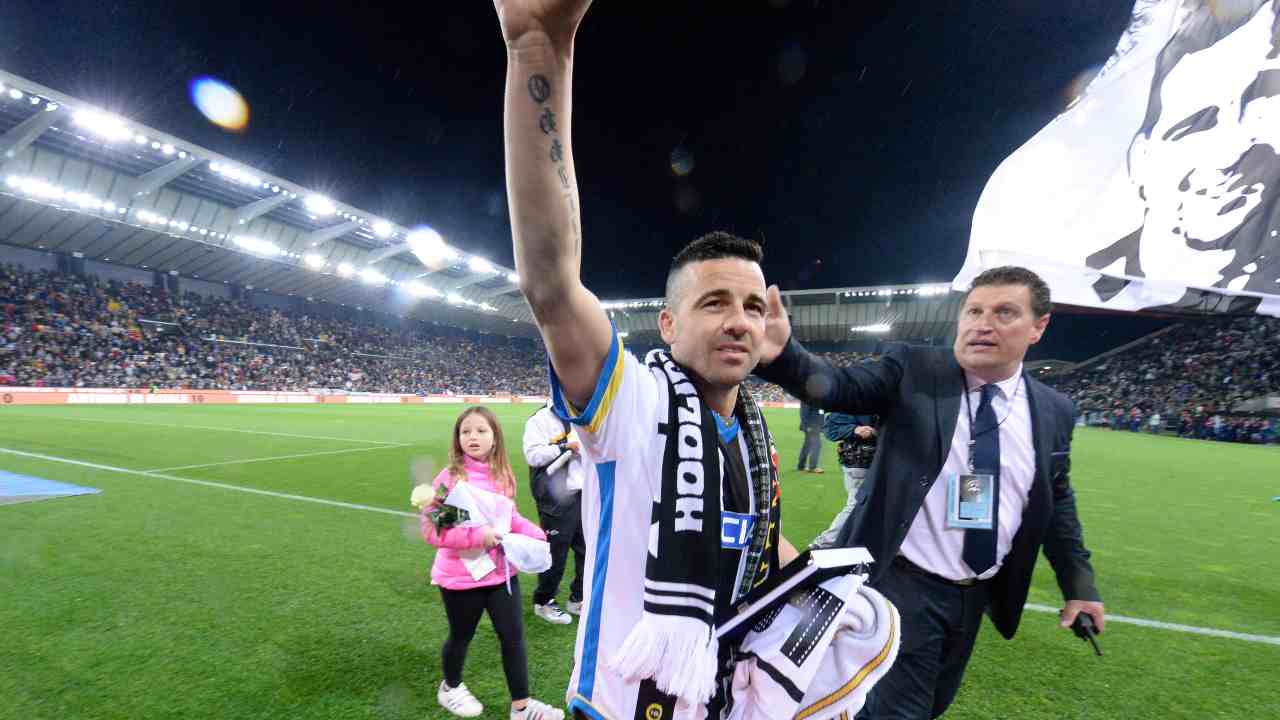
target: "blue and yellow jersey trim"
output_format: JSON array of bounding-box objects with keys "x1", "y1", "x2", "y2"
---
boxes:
[
  {"x1": 567, "y1": 693, "x2": 616, "y2": 720},
  {"x1": 549, "y1": 330, "x2": 625, "y2": 435}
]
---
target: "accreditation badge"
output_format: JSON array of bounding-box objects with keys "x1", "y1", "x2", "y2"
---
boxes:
[{"x1": 945, "y1": 472, "x2": 995, "y2": 530}]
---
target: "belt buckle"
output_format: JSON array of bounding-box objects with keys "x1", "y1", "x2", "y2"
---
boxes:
[{"x1": 954, "y1": 577, "x2": 977, "y2": 587}]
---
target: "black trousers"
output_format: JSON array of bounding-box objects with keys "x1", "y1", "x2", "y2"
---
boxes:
[
  {"x1": 533, "y1": 495, "x2": 585, "y2": 606},
  {"x1": 857, "y1": 559, "x2": 992, "y2": 720},
  {"x1": 439, "y1": 576, "x2": 529, "y2": 700}
]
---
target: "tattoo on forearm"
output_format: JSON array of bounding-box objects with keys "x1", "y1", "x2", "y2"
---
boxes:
[
  {"x1": 538, "y1": 107, "x2": 557, "y2": 135},
  {"x1": 528, "y1": 75, "x2": 551, "y2": 103},
  {"x1": 528, "y1": 74, "x2": 579, "y2": 250}
]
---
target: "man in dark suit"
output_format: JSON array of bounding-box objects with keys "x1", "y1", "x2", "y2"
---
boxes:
[
  {"x1": 754, "y1": 266, "x2": 1105, "y2": 720},
  {"x1": 797, "y1": 401, "x2": 826, "y2": 473}
]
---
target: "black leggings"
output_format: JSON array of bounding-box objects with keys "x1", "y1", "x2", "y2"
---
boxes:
[{"x1": 439, "y1": 576, "x2": 529, "y2": 700}]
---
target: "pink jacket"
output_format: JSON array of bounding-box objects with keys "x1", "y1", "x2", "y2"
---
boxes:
[{"x1": 421, "y1": 455, "x2": 546, "y2": 590}]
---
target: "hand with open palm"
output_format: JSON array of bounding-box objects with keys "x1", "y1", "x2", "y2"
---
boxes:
[{"x1": 758, "y1": 285, "x2": 793, "y2": 366}]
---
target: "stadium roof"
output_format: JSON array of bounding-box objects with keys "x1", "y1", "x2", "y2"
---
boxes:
[
  {"x1": 0, "y1": 68, "x2": 964, "y2": 343},
  {"x1": 0, "y1": 68, "x2": 532, "y2": 334}
]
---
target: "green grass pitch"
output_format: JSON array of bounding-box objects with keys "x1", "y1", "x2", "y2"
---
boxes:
[{"x1": 1, "y1": 404, "x2": 1276, "y2": 719}]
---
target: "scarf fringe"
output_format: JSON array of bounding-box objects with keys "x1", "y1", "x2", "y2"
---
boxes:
[{"x1": 607, "y1": 614, "x2": 720, "y2": 705}]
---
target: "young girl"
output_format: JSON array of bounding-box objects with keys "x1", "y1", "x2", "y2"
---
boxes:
[{"x1": 422, "y1": 406, "x2": 563, "y2": 720}]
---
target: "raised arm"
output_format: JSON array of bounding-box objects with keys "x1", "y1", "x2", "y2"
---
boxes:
[{"x1": 495, "y1": 0, "x2": 611, "y2": 409}]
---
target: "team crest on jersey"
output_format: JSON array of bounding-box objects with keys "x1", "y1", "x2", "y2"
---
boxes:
[{"x1": 720, "y1": 511, "x2": 755, "y2": 548}]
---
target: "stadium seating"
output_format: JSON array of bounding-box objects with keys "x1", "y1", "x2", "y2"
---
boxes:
[
  {"x1": 1045, "y1": 316, "x2": 1279, "y2": 444},
  {"x1": 0, "y1": 263, "x2": 546, "y2": 395}
]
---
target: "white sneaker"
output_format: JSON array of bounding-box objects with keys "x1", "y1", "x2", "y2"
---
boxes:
[
  {"x1": 512, "y1": 698, "x2": 565, "y2": 720},
  {"x1": 565, "y1": 599, "x2": 583, "y2": 616},
  {"x1": 534, "y1": 600, "x2": 573, "y2": 625},
  {"x1": 437, "y1": 681, "x2": 483, "y2": 718}
]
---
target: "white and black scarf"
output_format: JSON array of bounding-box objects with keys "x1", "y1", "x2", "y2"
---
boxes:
[{"x1": 608, "y1": 349, "x2": 780, "y2": 706}]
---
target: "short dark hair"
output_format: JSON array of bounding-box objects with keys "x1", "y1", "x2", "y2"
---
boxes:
[
  {"x1": 665, "y1": 231, "x2": 764, "y2": 305},
  {"x1": 966, "y1": 266, "x2": 1052, "y2": 317}
]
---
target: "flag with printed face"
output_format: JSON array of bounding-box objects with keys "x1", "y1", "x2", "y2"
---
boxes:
[{"x1": 956, "y1": 0, "x2": 1280, "y2": 316}]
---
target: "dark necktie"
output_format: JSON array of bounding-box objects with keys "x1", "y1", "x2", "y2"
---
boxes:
[{"x1": 962, "y1": 383, "x2": 1000, "y2": 576}]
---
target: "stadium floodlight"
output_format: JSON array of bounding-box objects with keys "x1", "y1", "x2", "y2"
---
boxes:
[
  {"x1": 372, "y1": 219, "x2": 393, "y2": 238},
  {"x1": 851, "y1": 323, "x2": 892, "y2": 333},
  {"x1": 336, "y1": 262, "x2": 355, "y2": 277},
  {"x1": 8, "y1": 89, "x2": 23, "y2": 100},
  {"x1": 161, "y1": 144, "x2": 176, "y2": 155},
  {"x1": 233, "y1": 235, "x2": 282, "y2": 257},
  {"x1": 304, "y1": 195, "x2": 336, "y2": 216},
  {"x1": 73, "y1": 110, "x2": 132, "y2": 142},
  {"x1": 359, "y1": 268, "x2": 387, "y2": 285},
  {"x1": 446, "y1": 292, "x2": 463, "y2": 305},
  {"x1": 134, "y1": 134, "x2": 147, "y2": 144},
  {"x1": 406, "y1": 227, "x2": 458, "y2": 266},
  {"x1": 303, "y1": 253, "x2": 325, "y2": 269},
  {"x1": 468, "y1": 257, "x2": 494, "y2": 274},
  {"x1": 506, "y1": 272, "x2": 519, "y2": 284}
]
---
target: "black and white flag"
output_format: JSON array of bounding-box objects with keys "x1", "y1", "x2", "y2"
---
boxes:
[{"x1": 955, "y1": 0, "x2": 1280, "y2": 316}]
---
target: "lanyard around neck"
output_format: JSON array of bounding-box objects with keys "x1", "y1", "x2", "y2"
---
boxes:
[{"x1": 962, "y1": 373, "x2": 1022, "y2": 472}]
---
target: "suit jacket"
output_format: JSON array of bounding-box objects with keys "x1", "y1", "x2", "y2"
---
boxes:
[{"x1": 757, "y1": 339, "x2": 1099, "y2": 638}]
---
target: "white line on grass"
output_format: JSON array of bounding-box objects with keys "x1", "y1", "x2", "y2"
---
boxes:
[
  {"x1": 0, "y1": 447, "x2": 415, "y2": 518},
  {"x1": 5, "y1": 413, "x2": 402, "y2": 446},
  {"x1": 1023, "y1": 603, "x2": 1280, "y2": 647},
  {"x1": 142, "y1": 444, "x2": 410, "y2": 473},
  {"x1": 7, "y1": 443, "x2": 1278, "y2": 649}
]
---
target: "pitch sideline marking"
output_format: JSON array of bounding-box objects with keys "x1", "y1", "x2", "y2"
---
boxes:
[
  {"x1": 5, "y1": 444, "x2": 1279, "y2": 648},
  {"x1": 1022, "y1": 603, "x2": 1280, "y2": 647},
  {"x1": 0, "y1": 446, "x2": 414, "y2": 518},
  {"x1": 143, "y1": 443, "x2": 411, "y2": 473}
]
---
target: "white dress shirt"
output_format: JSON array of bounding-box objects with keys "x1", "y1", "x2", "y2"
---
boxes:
[{"x1": 899, "y1": 364, "x2": 1036, "y2": 581}]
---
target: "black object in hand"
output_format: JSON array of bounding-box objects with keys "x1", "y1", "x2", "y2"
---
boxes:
[{"x1": 1071, "y1": 613, "x2": 1103, "y2": 656}]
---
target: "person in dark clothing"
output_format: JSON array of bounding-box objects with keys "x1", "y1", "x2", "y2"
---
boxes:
[
  {"x1": 797, "y1": 401, "x2": 826, "y2": 472},
  {"x1": 754, "y1": 265, "x2": 1104, "y2": 720}
]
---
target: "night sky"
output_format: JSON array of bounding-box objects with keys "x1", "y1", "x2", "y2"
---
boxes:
[{"x1": 2, "y1": 1, "x2": 1140, "y2": 295}]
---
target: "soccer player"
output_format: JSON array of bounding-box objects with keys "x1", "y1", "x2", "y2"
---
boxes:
[{"x1": 492, "y1": 2, "x2": 897, "y2": 718}]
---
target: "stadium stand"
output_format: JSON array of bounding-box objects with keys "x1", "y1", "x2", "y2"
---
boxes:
[
  {"x1": 4, "y1": 257, "x2": 1276, "y2": 440},
  {"x1": 1, "y1": 262, "x2": 879, "y2": 400},
  {"x1": 1045, "y1": 316, "x2": 1280, "y2": 444},
  {"x1": 1, "y1": 263, "x2": 546, "y2": 395}
]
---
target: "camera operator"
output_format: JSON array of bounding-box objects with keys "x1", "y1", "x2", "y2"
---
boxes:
[{"x1": 809, "y1": 412, "x2": 877, "y2": 549}]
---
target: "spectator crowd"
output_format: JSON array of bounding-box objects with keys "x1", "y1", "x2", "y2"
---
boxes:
[
  {"x1": 1, "y1": 264, "x2": 546, "y2": 395},
  {"x1": 1046, "y1": 316, "x2": 1280, "y2": 445},
  {"x1": 6, "y1": 260, "x2": 1277, "y2": 446}
]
